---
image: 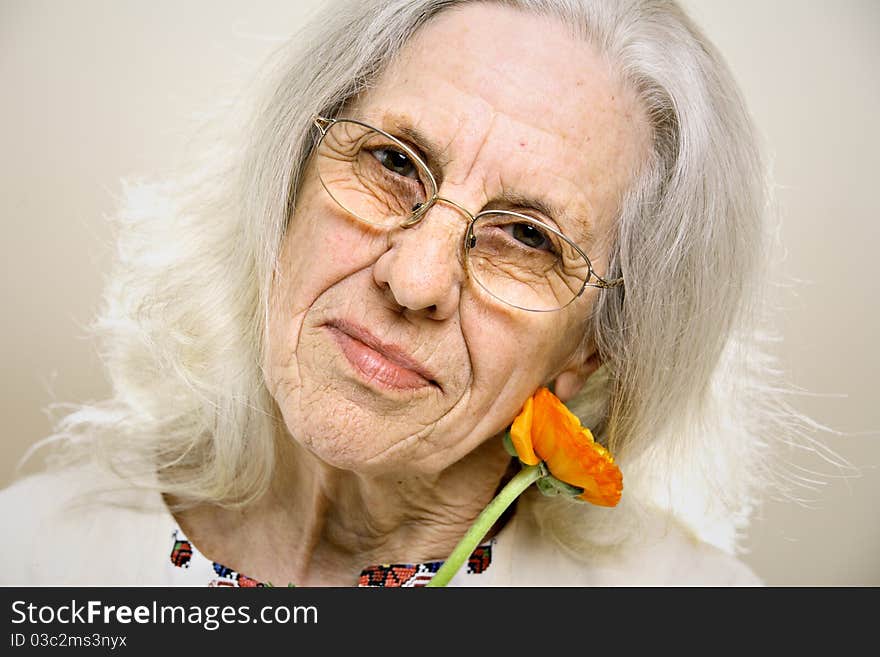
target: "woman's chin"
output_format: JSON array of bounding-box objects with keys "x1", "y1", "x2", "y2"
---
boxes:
[{"x1": 279, "y1": 412, "x2": 433, "y2": 477}]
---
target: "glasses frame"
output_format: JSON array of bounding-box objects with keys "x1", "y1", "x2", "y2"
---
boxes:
[{"x1": 311, "y1": 115, "x2": 623, "y2": 312}]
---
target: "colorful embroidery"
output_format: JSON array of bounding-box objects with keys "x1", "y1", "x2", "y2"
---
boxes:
[
  {"x1": 467, "y1": 545, "x2": 492, "y2": 574},
  {"x1": 237, "y1": 574, "x2": 261, "y2": 588},
  {"x1": 358, "y1": 561, "x2": 442, "y2": 587},
  {"x1": 212, "y1": 562, "x2": 235, "y2": 578},
  {"x1": 168, "y1": 528, "x2": 492, "y2": 586},
  {"x1": 357, "y1": 544, "x2": 493, "y2": 587},
  {"x1": 170, "y1": 537, "x2": 192, "y2": 568},
  {"x1": 208, "y1": 560, "x2": 267, "y2": 587}
]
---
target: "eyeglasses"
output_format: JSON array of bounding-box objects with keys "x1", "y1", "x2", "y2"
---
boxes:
[{"x1": 311, "y1": 116, "x2": 623, "y2": 312}]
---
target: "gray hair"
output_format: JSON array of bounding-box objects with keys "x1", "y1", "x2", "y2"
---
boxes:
[{"x1": 37, "y1": 0, "x2": 819, "y2": 556}]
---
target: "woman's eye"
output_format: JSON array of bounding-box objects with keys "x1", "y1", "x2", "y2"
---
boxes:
[
  {"x1": 370, "y1": 148, "x2": 419, "y2": 179},
  {"x1": 505, "y1": 222, "x2": 553, "y2": 251}
]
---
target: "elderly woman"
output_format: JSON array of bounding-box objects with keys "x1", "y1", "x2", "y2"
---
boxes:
[{"x1": 1, "y1": 0, "x2": 783, "y2": 586}]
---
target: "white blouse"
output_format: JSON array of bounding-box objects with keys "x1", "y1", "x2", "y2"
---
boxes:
[{"x1": 0, "y1": 463, "x2": 762, "y2": 587}]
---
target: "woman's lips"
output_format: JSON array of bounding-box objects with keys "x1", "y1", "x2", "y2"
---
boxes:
[{"x1": 325, "y1": 321, "x2": 439, "y2": 392}]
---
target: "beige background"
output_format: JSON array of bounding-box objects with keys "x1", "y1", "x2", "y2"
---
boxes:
[{"x1": 2, "y1": 0, "x2": 877, "y2": 585}]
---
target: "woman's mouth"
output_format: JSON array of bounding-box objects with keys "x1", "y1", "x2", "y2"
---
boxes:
[{"x1": 325, "y1": 321, "x2": 440, "y2": 392}]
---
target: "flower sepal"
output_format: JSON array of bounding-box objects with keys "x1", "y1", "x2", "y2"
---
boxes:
[
  {"x1": 502, "y1": 431, "x2": 519, "y2": 458},
  {"x1": 503, "y1": 432, "x2": 585, "y2": 499},
  {"x1": 535, "y1": 474, "x2": 585, "y2": 498}
]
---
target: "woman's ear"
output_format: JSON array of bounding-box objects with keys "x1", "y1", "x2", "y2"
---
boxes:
[{"x1": 552, "y1": 350, "x2": 602, "y2": 403}]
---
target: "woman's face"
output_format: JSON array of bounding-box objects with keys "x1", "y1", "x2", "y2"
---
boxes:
[{"x1": 266, "y1": 4, "x2": 649, "y2": 475}]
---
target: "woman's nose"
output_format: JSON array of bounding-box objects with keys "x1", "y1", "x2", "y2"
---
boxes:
[{"x1": 371, "y1": 205, "x2": 466, "y2": 320}]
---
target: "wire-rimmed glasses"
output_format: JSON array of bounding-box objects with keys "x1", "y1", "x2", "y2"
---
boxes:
[{"x1": 311, "y1": 116, "x2": 623, "y2": 312}]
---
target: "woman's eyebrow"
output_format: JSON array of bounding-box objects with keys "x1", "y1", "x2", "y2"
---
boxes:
[
  {"x1": 393, "y1": 124, "x2": 450, "y2": 170},
  {"x1": 491, "y1": 191, "x2": 595, "y2": 245}
]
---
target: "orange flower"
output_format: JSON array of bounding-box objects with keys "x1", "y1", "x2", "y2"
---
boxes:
[{"x1": 509, "y1": 387, "x2": 623, "y2": 507}]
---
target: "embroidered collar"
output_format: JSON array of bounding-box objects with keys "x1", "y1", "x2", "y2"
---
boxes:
[{"x1": 169, "y1": 528, "x2": 493, "y2": 587}]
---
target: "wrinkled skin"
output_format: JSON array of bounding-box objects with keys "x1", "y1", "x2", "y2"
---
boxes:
[{"x1": 178, "y1": 3, "x2": 650, "y2": 586}]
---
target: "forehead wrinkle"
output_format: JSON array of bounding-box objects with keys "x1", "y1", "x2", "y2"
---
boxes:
[
  {"x1": 371, "y1": 99, "x2": 620, "y2": 245},
  {"x1": 392, "y1": 123, "x2": 452, "y2": 172},
  {"x1": 487, "y1": 128, "x2": 600, "y2": 245},
  {"x1": 433, "y1": 108, "x2": 584, "y2": 220},
  {"x1": 444, "y1": 110, "x2": 498, "y2": 192}
]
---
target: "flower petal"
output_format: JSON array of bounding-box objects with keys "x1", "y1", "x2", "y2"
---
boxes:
[
  {"x1": 509, "y1": 395, "x2": 540, "y2": 465},
  {"x1": 529, "y1": 388, "x2": 623, "y2": 507}
]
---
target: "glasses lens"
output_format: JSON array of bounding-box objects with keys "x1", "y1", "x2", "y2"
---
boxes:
[
  {"x1": 467, "y1": 212, "x2": 590, "y2": 312},
  {"x1": 316, "y1": 120, "x2": 434, "y2": 227}
]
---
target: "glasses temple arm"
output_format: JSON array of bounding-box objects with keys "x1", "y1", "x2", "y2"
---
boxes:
[
  {"x1": 589, "y1": 275, "x2": 624, "y2": 289},
  {"x1": 312, "y1": 115, "x2": 334, "y2": 134}
]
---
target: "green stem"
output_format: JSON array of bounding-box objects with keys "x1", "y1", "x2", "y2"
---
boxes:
[{"x1": 426, "y1": 463, "x2": 545, "y2": 587}]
